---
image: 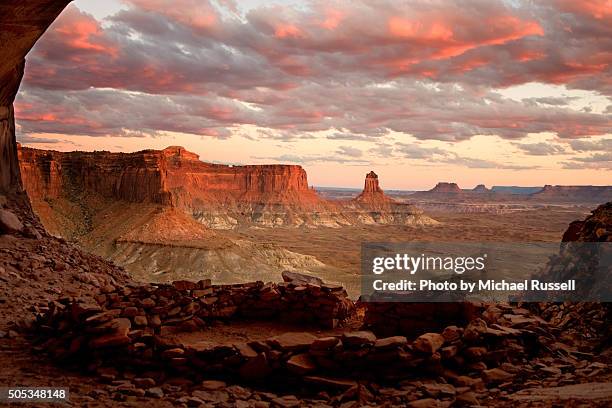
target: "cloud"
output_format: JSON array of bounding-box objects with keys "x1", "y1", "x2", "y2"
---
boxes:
[
  {"x1": 336, "y1": 145, "x2": 363, "y2": 158},
  {"x1": 254, "y1": 153, "x2": 370, "y2": 165},
  {"x1": 395, "y1": 142, "x2": 450, "y2": 159},
  {"x1": 513, "y1": 142, "x2": 566, "y2": 155},
  {"x1": 439, "y1": 154, "x2": 540, "y2": 170},
  {"x1": 568, "y1": 138, "x2": 612, "y2": 152},
  {"x1": 572, "y1": 152, "x2": 612, "y2": 163},
  {"x1": 524, "y1": 97, "x2": 576, "y2": 106},
  {"x1": 16, "y1": 135, "x2": 65, "y2": 144},
  {"x1": 326, "y1": 132, "x2": 371, "y2": 141},
  {"x1": 13, "y1": 0, "x2": 612, "y2": 146},
  {"x1": 369, "y1": 142, "x2": 395, "y2": 157},
  {"x1": 561, "y1": 151, "x2": 612, "y2": 170}
]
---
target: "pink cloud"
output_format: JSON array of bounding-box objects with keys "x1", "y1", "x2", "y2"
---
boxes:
[
  {"x1": 42, "y1": 7, "x2": 118, "y2": 58},
  {"x1": 555, "y1": 0, "x2": 612, "y2": 20},
  {"x1": 274, "y1": 23, "x2": 303, "y2": 39},
  {"x1": 14, "y1": 0, "x2": 611, "y2": 144},
  {"x1": 126, "y1": 0, "x2": 219, "y2": 31},
  {"x1": 319, "y1": 8, "x2": 345, "y2": 30}
]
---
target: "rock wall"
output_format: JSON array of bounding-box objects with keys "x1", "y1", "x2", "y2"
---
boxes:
[
  {"x1": 362, "y1": 302, "x2": 479, "y2": 337},
  {"x1": 18, "y1": 145, "x2": 320, "y2": 209},
  {"x1": 19, "y1": 145, "x2": 173, "y2": 204},
  {"x1": 0, "y1": 0, "x2": 72, "y2": 194},
  {"x1": 34, "y1": 281, "x2": 565, "y2": 394},
  {"x1": 36, "y1": 278, "x2": 355, "y2": 355}
]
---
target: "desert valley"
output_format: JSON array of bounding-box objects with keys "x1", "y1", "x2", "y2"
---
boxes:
[{"x1": 17, "y1": 144, "x2": 609, "y2": 296}]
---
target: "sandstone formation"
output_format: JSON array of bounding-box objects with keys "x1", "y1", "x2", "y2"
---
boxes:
[
  {"x1": 19, "y1": 145, "x2": 318, "y2": 208},
  {"x1": 19, "y1": 146, "x2": 436, "y2": 229},
  {"x1": 345, "y1": 171, "x2": 438, "y2": 226},
  {"x1": 358, "y1": 171, "x2": 385, "y2": 195},
  {"x1": 354, "y1": 171, "x2": 394, "y2": 208},
  {"x1": 409, "y1": 180, "x2": 611, "y2": 215},
  {"x1": 412, "y1": 182, "x2": 612, "y2": 204}
]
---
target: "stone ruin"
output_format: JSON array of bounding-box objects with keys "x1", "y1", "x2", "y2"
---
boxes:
[{"x1": 30, "y1": 274, "x2": 594, "y2": 404}]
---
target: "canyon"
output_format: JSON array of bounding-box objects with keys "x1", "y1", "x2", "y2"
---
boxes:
[{"x1": 17, "y1": 145, "x2": 437, "y2": 287}]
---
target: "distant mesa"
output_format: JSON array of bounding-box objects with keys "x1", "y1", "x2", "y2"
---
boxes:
[
  {"x1": 530, "y1": 185, "x2": 612, "y2": 203},
  {"x1": 472, "y1": 184, "x2": 490, "y2": 193},
  {"x1": 429, "y1": 182, "x2": 462, "y2": 194},
  {"x1": 491, "y1": 186, "x2": 541, "y2": 195}
]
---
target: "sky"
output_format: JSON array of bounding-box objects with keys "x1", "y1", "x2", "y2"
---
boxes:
[{"x1": 14, "y1": 0, "x2": 612, "y2": 189}]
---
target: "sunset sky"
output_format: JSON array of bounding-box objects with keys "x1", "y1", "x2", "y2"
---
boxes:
[{"x1": 15, "y1": 0, "x2": 612, "y2": 189}]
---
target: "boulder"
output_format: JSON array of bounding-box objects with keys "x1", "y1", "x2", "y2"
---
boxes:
[
  {"x1": 342, "y1": 331, "x2": 377, "y2": 347},
  {"x1": 0, "y1": 209, "x2": 23, "y2": 234},
  {"x1": 281, "y1": 271, "x2": 324, "y2": 286},
  {"x1": 239, "y1": 353, "x2": 272, "y2": 380},
  {"x1": 374, "y1": 336, "x2": 408, "y2": 349},
  {"x1": 267, "y1": 332, "x2": 317, "y2": 351},
  {"x1": 310, "y1": 337, "x2": 340, "y2": 350},
  {"x1": 286, "y1": 353, "x2": 317, "y2": 375},
  {"x1": 482, "y1": 368, "x2": 514, "y2": 384},
  {"x1": 412, "y1": 333, "x2": 445, "y2": 354}
]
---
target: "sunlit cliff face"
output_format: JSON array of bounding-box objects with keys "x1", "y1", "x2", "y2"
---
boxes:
[{"x1": 15, "y1": 0, "x2": 612, "y2": 189}]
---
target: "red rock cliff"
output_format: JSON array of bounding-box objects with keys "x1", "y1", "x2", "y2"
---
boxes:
[{"x1": 18, "y1": 145, "x2": 322, "y2": 209}]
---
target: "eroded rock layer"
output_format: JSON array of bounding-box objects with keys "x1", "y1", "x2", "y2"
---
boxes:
[
  {"x1": 18, "y1": 145, "x2": 435, "y2": 229},
  {"x1": 19, "y1": 145, "x2": 316, "y2": 206}
]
